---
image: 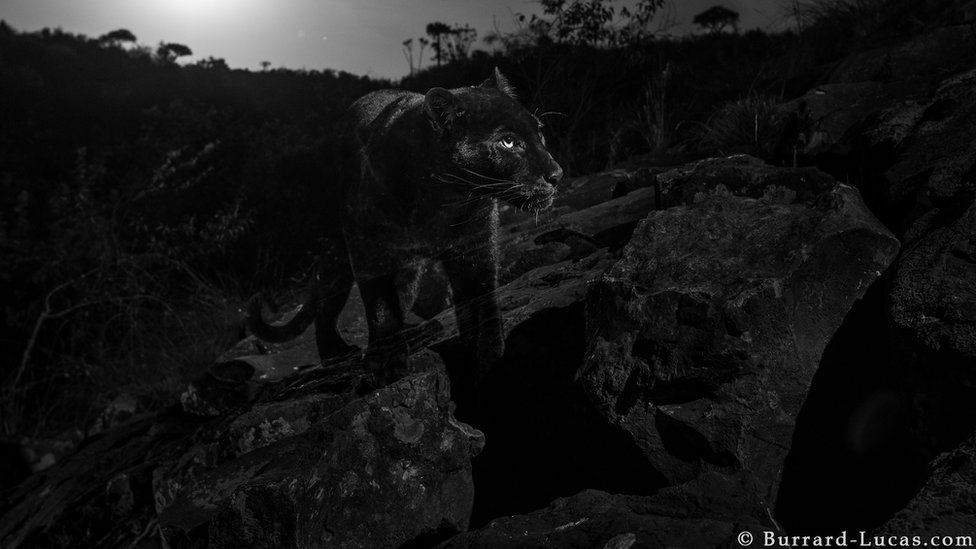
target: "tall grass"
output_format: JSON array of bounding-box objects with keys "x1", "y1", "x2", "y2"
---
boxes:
[{"x1": 696, "y1": 96, "x2": 786, "y2": 161}]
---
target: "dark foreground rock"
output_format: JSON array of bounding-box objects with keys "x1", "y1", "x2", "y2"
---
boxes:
[
  {"x1": 0, "y1": 352, "x2": 483, "y2": 548},
  {"x1": 763, "y1": 15, "x2": 976, "y2": 535},
  {"x1": 160, "y1": 357, "x2": 483, "y2": 548},
  {"x1": 768, "y1": 19, "x2": 976, "y2": 534},
  {"x1": 440, "y1": 475, "x2": 768, "y2": 549},
  {"x1": 579, "y1": 156, "x2": 899, "y2": 499},
  {"x1": 875, "y1": 431, "x2": 976, "y2": 539}
]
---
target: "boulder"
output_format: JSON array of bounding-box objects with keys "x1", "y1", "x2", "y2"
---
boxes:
[
  {"x1": 159, "y1": 353, "x2": 483, "y2": 548},
  {"x1": 875, "y1": 431, "x2": 976, "y2": 538},
  {"x1": 827, "y1": 26, "x2": 976, "y2": 85},
  {"x1": 777, "y1": 33, "x2": 976, "y2": 462},
  {"x1": 440, "y1": 474, "x2": 769, "y2": 549},
  {"x1": 578, "y1": 156, "x2": 899, "y2": 500},
  {"x1": 0, "y1": 352, "x2": 484, "y2": 549},
  {"x1": 890, "y1": 201, "x2": 976, "y2": 453},
  {"x1": 846, "y1": 65, "x2": 976, "y2": 457}
]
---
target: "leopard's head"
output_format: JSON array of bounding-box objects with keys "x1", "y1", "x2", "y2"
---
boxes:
[{"x1": 425, "y1": 68, "x2": 563, "y2": 211}]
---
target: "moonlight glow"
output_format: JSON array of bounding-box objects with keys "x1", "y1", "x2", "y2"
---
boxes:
[{"x1": 0, "y1": 0, "x2": 782, "y2": 78}]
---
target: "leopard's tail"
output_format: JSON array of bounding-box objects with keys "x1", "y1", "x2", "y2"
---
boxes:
[{"x1": 246, "y1": 293, "x2": 318, "y2": 343}]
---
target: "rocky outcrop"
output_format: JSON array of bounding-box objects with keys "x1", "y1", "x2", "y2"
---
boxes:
[
  {"x1": 0, "y1": 352, "x2": 484, "y2": 548},
  {"x1": 161, "y1": 354, "x2": 483, "y2": 548},
  {"x1": 0, "y1": 152, "x2": 900, "y2": 547},
  {"x1": 767, "y1": 13, "x2": 976, "y2": 536},
  {"x1": 777, "y1": 18, "x2": 976, "y2": 474},
  {"x1": 579, "y1": 155, "x2": 898, "y2": 505},
  {"x1": 875, "y1": 432, "x2": 976, "y2": 538},
  {"x1": 440, "y1": 476, "x2": 768, "y2": 549}
]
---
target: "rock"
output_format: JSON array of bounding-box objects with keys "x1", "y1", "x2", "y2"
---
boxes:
[
  {"x1": 776, "y1": 82, "x2": 885, "y2": 157},
  {"x1": 778, "y1": 47, "x2": 976, "y2": 239},
  {"x1": 578, "y1": 157, "x2": 899, "y2": 501},
  {"x1": 830, "y1": 64, "x2": 976, "y2": 458},
  {"x1": 776, "y1": 32, "x2": 976, "y2": 464},
  {"x1": 881, "y1": 68, "x2": 976, "y2": 235},
  {"x1": 0, "y1": 352, "x2": 483, "y2": 549},
  {"x1": 159, "y1": 354, "x2": 483, "y2": 548},
  {"x1": 891, "y1": 202, "x2": 976, "y2": 360},
  {"x1": 495, "y1": 166, "x2": 662, "y2": 283},
  {"x1": 88, "y1": 393, "x2": 141, "y2": 436},
  {"x1": 439, "y1": 474, "x2": 769, "y2": 549},
  {"x1": 890, "y1": 202, "x2": 976, "y2": 453},
  {"x1": 0, "y1": 415, "x2": 191, "y2": 547},
  {"x1": 828, "y1": 26, "x2": 976, "y2": 85},
  {"x1": 655, "y1": 154, "x2": 837, "y2": 206},
  {"x1": 774, "y1": 279, "x2": 927, "y2": 534},
  {"x1": 875, "y1": 432, "x2": 976, "y2": 538}
]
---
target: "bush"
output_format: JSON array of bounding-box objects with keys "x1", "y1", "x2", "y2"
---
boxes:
[{"x1": 695, "y1": 96, "x2": 786, "y2": 161}]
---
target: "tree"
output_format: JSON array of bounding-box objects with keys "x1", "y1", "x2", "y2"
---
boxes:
[
  {"x1": 425, "y1": 22, "x2": 453, "y2": 66},
  {"x1": 417, "y1": 37, "x2": 429, "y2": 70},
  {"x1": 446, "y1": 24, "x2": 477, "y2": 62},
  {"x1": 196, "y1": 56, "x2": 229, "y2": 70},
  {"x1": 98, "y1": 28, "x2": 136, "y2": 47},
  {"x1": 156, "y1": 42, "x2": 193, "y2": 63},
  {"x1": 417, "y1": 23, "x2": 478, "y2": 69},
  {"x1": 260, "y1": 60, "x2": 272, "y2": 71},
  {"x1": 516, "y1": 0, "x2": 665, "y2": 47},
  {"x1": 692, "y1": 5, "x2": 740, "y2": 34},
  {"x1": 402, "y1": 39, "x2": 415, "y2": 75}
]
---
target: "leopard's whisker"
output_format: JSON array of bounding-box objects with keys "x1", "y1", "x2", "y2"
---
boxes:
[
  {"x1": 437, "y1": 172, "x2": 516, "y2": 189},
  {"x1": 459, "y1": 167, "x2": 514, "y2": 184}
]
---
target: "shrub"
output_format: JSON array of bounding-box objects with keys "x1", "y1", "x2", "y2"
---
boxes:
[{"x1": 695, "y1": 96, "x2": 786, "y2": 161}]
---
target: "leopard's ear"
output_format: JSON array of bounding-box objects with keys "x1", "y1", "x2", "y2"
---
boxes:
[
  {"x1": 424, "y1": 87, "x2": 465, "y2": 131},
  {"x1": 481, "y1": 67, "x2": 517, "y2": 99}
]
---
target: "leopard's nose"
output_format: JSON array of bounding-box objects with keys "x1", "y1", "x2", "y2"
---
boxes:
[{"x1": 547, "y1": 162, "x2": 564, "y2": 185}]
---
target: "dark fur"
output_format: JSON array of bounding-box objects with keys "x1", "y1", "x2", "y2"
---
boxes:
[{"x1": 248, "y1": 69, "x2": 563, "y2": 381}]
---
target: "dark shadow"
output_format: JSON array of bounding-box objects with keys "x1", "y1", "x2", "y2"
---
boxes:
[
  {"x1": 437, "y1": 303, "x2": 666, "y2": 528},
  {"x1": 775, "y1": 276, "x2": 927, "y2": 533}
]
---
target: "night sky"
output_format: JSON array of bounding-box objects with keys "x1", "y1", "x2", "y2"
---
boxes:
[{"x1": 0, "y1": 0, "x2": 787, "y2": 79}]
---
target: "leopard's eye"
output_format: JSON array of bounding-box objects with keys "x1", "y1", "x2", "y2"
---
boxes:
[{"x1": 499, "y1": 137, "x2": 517, "y2": 149}]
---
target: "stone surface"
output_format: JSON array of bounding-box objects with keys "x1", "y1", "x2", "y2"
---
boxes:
[
  {"x1": 160, "y1": 355, "x2": 483, "y2": 548},
  {"x1": 891, "y1": 202, "x2": 976, "y2": 360},
  {"x1": 578, "y1": 156, "x2": 899, "y2": 500},
  {"x1": 776, "y1": 28, "x2": 976, "y2": 464},
  {"x1": 827, "y1": 26, "x2": 976, "y2": 85},
  {"x1": 440, "y1": 475, "x2": 769, "y2": 549},
  {"x1": 890, "y1": 201, "x2": 976, "y2": 454},
  {"x1": 0, "y1": 352, "x2": 483, "y2": 549},
  {"x1": 875, "y1": 432, "x2": 976, "y2": 538}
]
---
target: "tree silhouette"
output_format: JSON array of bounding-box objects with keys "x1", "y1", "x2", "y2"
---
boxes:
[
  {"x1": 446, "y1": 24, "x2": 477, "y2": 62},
  {"x1": 197, "y1": 56, "x2": 229, "y2": 70},
  {"x1": 425, "y1": 22, "x2": 453, "y2": 66},
  {"x1": 156, "y1": 42, "x2": 193, "y2": 63},
  {"x1": 98, "y1": 28, "x2": 136, "y2": 47},
  {"x1": 529, "y1": 0, "x2": 665, "y2": 46},
  {"x1": 402, "y1": 39, "x2": 415, "y2": 75},
  {"x1": 417, "y1": 37, "x2": 429, "y2": 70},
  {"x1": 418, "y1": 23, "x2": 477, "y2": 68},
  {"x1": 693, "y1": 5, "x2": 740, "y2": 34}
]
